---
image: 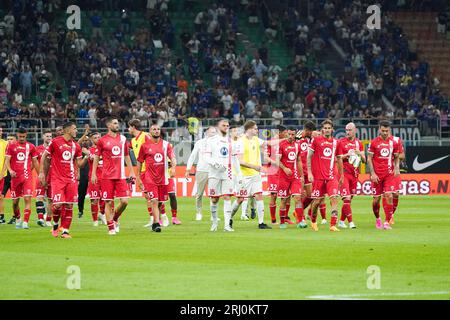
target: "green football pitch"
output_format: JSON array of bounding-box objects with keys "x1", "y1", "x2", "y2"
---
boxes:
[{"x1": 0, "y1": 196, "x2": 449, "y2": 300}]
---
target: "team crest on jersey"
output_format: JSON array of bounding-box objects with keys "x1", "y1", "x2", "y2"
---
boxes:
[
  {"x1": 300, "y1": 142, "x2": 308, "y2": 151},
  {"x1": 17, "y1": 152, "x2": 25, "y2": 161},
  {"x1": 154, "y1": 153, "x2": 163, "y2": 162},
  {"x1": 288, "y1": 151, "x2": 296, "y2": 160},
  {"x1": 323, "y1": 147, "x2": 332, "y2": 157},
  {"x1": 380, "y1": 148, "x2": 389, "y2": 157},
  {"x1": 112, "y1": 146, "x2": 121, "y2": 155},
  {"x1": 220, "y1": 147, "x2": 228, "y2": 156},
  {"x1": 62, "y1": 150, "x2": 72, "y2": 160}
]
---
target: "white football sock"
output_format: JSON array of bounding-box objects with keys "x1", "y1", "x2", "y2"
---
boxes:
[
  {"x1": 224, "y1": 200, "x2": 232, "y2": 227},
  {"x1": 256, "y1": 200, "x2": 265, "y2": 224}
]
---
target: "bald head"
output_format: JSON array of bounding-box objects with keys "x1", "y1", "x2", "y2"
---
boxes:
[{"x1": 345, "y1": 122, "x2": 356, "y2": 140}]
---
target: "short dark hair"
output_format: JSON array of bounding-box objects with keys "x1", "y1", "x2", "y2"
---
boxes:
[
  {"x1": 217, "y1": 118, "x2": 229, "y2": 126},
  {"x1": 229, "y1": 125, "x2": 239, "y2": 130},
  {"x1": 63, "y1": 121, "x2": 75, "y2": 130},
  {"x1": 105, "y1": 117, "x2": 118, "y2": 125},
  {"x1": 303, "y1": 121, "x2": 316, "y2": 131},
  {"x1": 321, "y1": 119, "x2": 333, "y2": 128},
  {"x1": 89, "y1": 131, "x2": 100, "y2": 137},
  {"x1": 379, "y1": 120, "x2": 391, "y2": 128},
  {"x1": 287, "y1": 126, "x2": 297, "y2": 132},
  {"x1": 276, "y1": 124, "x2": 287, "y2": 132},
  {"x1": 128, "y1": 119, "x2": 141, "y2": 130},
  {"x1": 16, "y1": 127, "x2": 27, "y2": 134},
  {"x1": 244, "y1": 120, "x2": 257, "y2": 131}
]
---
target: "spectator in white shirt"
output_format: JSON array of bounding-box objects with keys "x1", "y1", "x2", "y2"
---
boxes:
[{"x1": 272, "y1": 108, "x2": 284, "y2": 126}]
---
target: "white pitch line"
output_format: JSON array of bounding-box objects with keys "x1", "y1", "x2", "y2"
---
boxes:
[{"x1": 307, "y1": 291, "x2": 450, "y2": 300}]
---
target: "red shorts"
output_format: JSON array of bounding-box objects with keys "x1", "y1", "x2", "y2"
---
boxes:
[
  {"x1": 277, "y1": 178, "x2": 302, "y2": 198},
  {"x1": 393, "y1": 175, "x2": 402, "y2": 192},
  {"x1": 167, "y1": 178, "x2": 176, "y2": 194},
  {"x1": 312, "y1": 178, "x2": 339, "y2": 198},
  {"x1": 267, "y1": 174, "x2": 279, "y2": 193},
  {"x1": 371, "y1": 174, "x2": 397, "y2": 196},
  {"x1": 35, "y1": 180, "x2": 52, "y2": 198},
  {"x1": 87, "y1": 182, "x2": 102, "y2": 200},
  {"x1": 11, "y1": 176, "x2": 33, "y2": 199},
  {"x1": 144, "y1": 182, "x2": 168, "y2": 202},
  {"x1": 101, "y1": 179, "x2": 130, "y2": 200},
  {"x1": 51, "y1": 179, "x2": 78, "y2": 204},
  {"x1": 340, "y1": 173, "x2": 359, "y2": 197}
]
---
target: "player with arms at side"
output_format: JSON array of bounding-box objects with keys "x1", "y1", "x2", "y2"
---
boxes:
[
  {"x1": 136, "y1": 124, "x2": 176, "y2": 233},
  {"x1": 307, "y1": 119, "x2": 343, "y2": 232},
  {"x1": 389, "y1": 132, "x2": 405, "y2": 225},
  {"x1": 86, "y1": 131, "x2": 107, "y2": 226},
  {"x1": 231, "y1": 121, "x2": 272, "y2": 229},
  {"x1": 185, "y1": 126, "x2": 217, "y2": 221},
  {"x1": 204, "y1": 119, "x2": 237, "y2": 232},
  {"x1": 367, "y1": 120, "x2": 400, "y2": 230},
  {"x1": 35, "y1": 129, "x2": 53, "y2": 227},
  {"x1": 39, "y1": 122, "x2": 89, "y2": 238},
  {"x1": 275, "y1": 127, "x2": 305, "y2": 229},
  {"x1": 92, "y1": 117, "x2": 135, "y2": 236},
  {"x1": 0, "y1": 126, "x2": 8, "y2": 224},
  {"x1": 336, "y1": 122, "x2": 366, "y2": 229},
  {"x1": 5, "y1": 127, "x2": 39, "y2": 229}
]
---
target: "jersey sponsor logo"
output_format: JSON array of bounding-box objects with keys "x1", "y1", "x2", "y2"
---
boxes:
[
  {"x1": 323, "y1": 147, "x2": 332, "y2": 157},
  {"x1": 288, "y1": 151, "x2": 296, "y2": 160},
  {"x1": 154, "y1": 153, "x2": 163, "y2": 162},
  {"x1": 17, "y1": 152, "x2": 25, "y2": 161},
  {"x1": 112, "y1": 146, "x2": 121, "y2": 155},
  {"x1": 220, "y1": 147, "x2": 228, "y2": 156},
  {"x1": 300, "y1": 142, "x2": 308, "y2": 151},
  {"x1": 62, "y1": 150, "x2": 72, "y2": 161},
  {"x1": 380, "y1": 148, "x2": 389, "y2": 157}
]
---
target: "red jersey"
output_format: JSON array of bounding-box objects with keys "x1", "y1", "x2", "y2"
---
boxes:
[
  {"x1": 96, "y1": 134, "x2": 130, "y2": 180},
  {"x1": 277, "y1": 139, "x2": 301, "y2": 180},
  {"x1": 297, "y1": 137, "x2": 312, "y2": 176},
  {"x1": 336, "y1": 137, "x2": 364, "y2": 178},
  {"x1": 264, "y1": 139, "x2": 280, "y2": 176},
  {"x1": 88, "y1": 146, "x2": 103, "y2": 180},
  {"x1": 309, "y1": 135, "x2": 338, "y2": 180},
  {"x1": 6, "y1": 142, "x2": 37, "y2": 178},
  {"x1": 391, "y1": 136, "x2": 404, "y2": 154},
  {"x1": 368, "y1": 136, "x2": 399, "y2": 177},
  {"x1": 35, "y1": 144, "x2": 48, "y2": 163},
  {"x1": 46, "y1": 136, "x2": 82, "y2": 182},
  {"x1": 137, "y1": 139, "x2": 174, "y2": 185}
]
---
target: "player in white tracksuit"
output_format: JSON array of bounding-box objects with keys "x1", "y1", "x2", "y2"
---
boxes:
[{"x1": 204, "y1": 119, "x2": 240, "y2": 232}]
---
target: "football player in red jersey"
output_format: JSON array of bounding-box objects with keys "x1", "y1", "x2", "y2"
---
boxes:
[
  {"x1": 39, "y1": 122, "x2": 89, "y2": 238},
  {"x1": 5, "y1": 127, "x2": 39, "y2": 229},
  {"x1": 336, "y1": 122, "x2": 366, "y2": 229},
  {"x1": 275, "y1": 127, "x2": 304, "y2": 229},
  {"x1": 136, "y1": 123, "x2": 177, "y2": 233},
  {"x1": 389, "y1": 133, "x2": 405, "y2": 225},
  {"x1": 35, "y1": 129, "x2": 53, "y2": 227},
  {"x1": 367, "y1": 121, "x2": 400, "y2": 230},
  {"x1": 92, "y1": 117, "x2": 135, "y2": 236},
  {"x1": 307, "y1": 119, "x2": 343, "y2": 232}
]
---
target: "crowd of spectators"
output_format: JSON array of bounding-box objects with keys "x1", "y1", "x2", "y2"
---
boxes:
[{"x1": 0, "y1": 0, "x2": 448, "y2": 137}]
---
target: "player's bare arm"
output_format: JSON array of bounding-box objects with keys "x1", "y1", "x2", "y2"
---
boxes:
[
  {"x1": 124, "y1": 155, "x2": 135, "y2": 179},
  {"x1": 394, "y1": 153, "x2": 400, "y2": 176},
  {"x1": 136, "y1": 161, "x2": 144, "y2": 190},
  {"x1": 91, "y1": 155, "x2": 99, "y2": 184},
  {"x1": 307, "y1": 148, "x2": 314, "y2": 183},
  {"x1": 367, "y1": 153, "x2": 379, "y2": 183},
  {"x1": 297, "y1": 154, "x2": 304, "y2": 182},
  {"x1": 32, "y1": 157, "x2": 39, "y2": 174},
  {"x1": 337, "y1": 156, "x2": 344, "y2": 186},
  {"x1": 5, "y1": 155, "x2": 15, "y2": 178},
  {"x1": 39, "y1": 150, "x2": 50, "y2": 186},
  {"x1": 169, "y1": 154, "x2": 177, "y2": 177},
  {"x1": 276, "y1": 154, "x2": 292, "y2": 176}
]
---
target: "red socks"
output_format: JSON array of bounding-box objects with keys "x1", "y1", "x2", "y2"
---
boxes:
[
  {"x1": 393, "y1": 196, "x2": 399, "y2": 214},
  {"x1": 269, "y1": 204, "x2": 276, "y2": 222},
  {"x1": 52, "y1": 205, "x2": 62, "y2": 224},
  {"x1": 319, "y1": 203, "x2": 326, "y2": 219},
  {"x1": 107, "y1": 220, "x2": 115, "y2": 231},
  {"x1": 61, "y1": 207, "x2": 73, "y2": 230},
  {"x1": 294, "y1": 206, "x2": 304, "y2": 223},
  {"x1": 330, "y1": 210, "x2": 338, "y2": 227},
  {"x1": 372, "y1": 201, "x2": 380, "y2": 219},
  {"x1": 160, "y1": 203, "x2": 166, "y2": 215},
  {"x1": 382, "y1": 197, "x2": 393, "y2": 222},
  {"x1": 147, "y1": 203, "x2": 153, "y2": 216},
  {"x1": 14, "y1": 208, "x2": 20, "y2": 219},
  {"x1": 23, "y1": 209, "x2": 31, "y2": 223},
  {"x1": 279, "y1": 208, "x2": 286, "y2": 224},
  {"x1": 91, "y1": 203, "x2": 99, "y2": 222},
  {"x1": 99, "y1": 200, "x2": 105, "y2": 215},
  {"x1": 171, "y1": 209, "x2": 177, "y2": 218},
  {"x1": 341, "y1": 199, "x2": 352, "y2": 223}
]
